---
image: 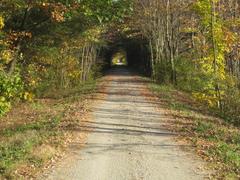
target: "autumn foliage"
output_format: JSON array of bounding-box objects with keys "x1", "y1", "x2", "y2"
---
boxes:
[
  {"x1": 0, "y1": 0, "x2": 131, "y2": 116},
  {"x1": 1, "y1": 0, "x2": 240, "y2": 125},
  {"x1": 131, "y1": 0, "x2": 240, "y2": 126}
]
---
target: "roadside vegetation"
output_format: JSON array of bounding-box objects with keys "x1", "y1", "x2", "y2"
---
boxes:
[
  {"x1": 0, "y1": 80, "x2": 97, "y2": 179},
  {"x1": 132, "y1": 0, "x2": 240, "y2": 127},
  {"x1": 149, "y1": 83, "x2": 240, "y2": 179}
]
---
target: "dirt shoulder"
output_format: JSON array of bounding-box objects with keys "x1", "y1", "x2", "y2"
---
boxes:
[
  {"x1": 144, "y1": 80, "x2": 240, "y2": 179},
  {"x1": 0, "y1": 78, "x2": 108, "y2": 179}
]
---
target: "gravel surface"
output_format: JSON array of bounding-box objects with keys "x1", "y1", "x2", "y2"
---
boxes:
[{"x1": 39, "y1": 67, "x2": 209, "y2": 180}]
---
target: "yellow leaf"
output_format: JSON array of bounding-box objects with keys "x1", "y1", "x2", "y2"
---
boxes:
[{"x1": 0, "y1": 16, "x2": 4, "y2": 30}]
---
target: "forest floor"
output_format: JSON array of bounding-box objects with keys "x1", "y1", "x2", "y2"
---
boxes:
[{"x1": 38, "y1": 67, "x2": 212, "y2": 180}]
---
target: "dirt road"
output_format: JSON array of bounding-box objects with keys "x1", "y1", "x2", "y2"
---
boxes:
[{"x1": 40, "y1": 67, "x2": 209, "y2": 180}]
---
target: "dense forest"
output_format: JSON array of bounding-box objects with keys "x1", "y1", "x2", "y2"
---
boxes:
[
  {"x1": 0, "y1": 0, "x2": 240, "y2": 178},
  {"x1": 1, "y1": 0, "x2": 240, "y2": 125}
]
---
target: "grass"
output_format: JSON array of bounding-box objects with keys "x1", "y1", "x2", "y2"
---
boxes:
[
  {"x1": 42, "y1": 80, "x2": 97, "y2": 99},
  {"x1": 1, "y1": 116, "x2": 61, "y2": 137},
  {"x1": 0, "y1": 80, "x2": 97, "y2": 179},
  {"x1": 0, "y1": 131, "x2": 42, "y2": 177},
  {"x1": 148, "y1": 83, "x2": 240, "y2": 179},
  {"x1": 0, "y1": 114, "x2": 63, "y2": 179}
]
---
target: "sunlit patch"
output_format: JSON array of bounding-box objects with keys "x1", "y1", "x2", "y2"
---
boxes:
[{"x1": 111, "y1": 48, "x2": 128, "y2": 66}]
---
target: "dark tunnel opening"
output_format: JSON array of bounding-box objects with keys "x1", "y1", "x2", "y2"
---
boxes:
[{"x1": 100, "y1": 34, "x2": 152, "y2": 76}]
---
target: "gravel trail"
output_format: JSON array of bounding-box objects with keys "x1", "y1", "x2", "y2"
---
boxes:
[{"x1": 40, "y1": 67, "x2": 209, "y2": 180}]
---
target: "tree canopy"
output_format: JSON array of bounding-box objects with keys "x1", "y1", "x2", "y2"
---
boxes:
[{"x1": 1, "y1": 0, "x2": 240, "y2": 124}]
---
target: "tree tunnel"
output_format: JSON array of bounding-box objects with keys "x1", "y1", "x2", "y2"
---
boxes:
[{"x1": 101, "y1": 31, "x2": 152, "y2": 76}]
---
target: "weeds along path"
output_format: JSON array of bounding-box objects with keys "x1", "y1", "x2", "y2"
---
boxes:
[{"x1": 39, "y1": 67, "x2": 210, "y2": 180}]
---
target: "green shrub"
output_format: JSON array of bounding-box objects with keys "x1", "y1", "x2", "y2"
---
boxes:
[
  {"x1": 0, "y1": 71, "x2": 23, "y2": 116},
  {"x1": 154, "y1": 62, "x2": 172, "y2": 83}
]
